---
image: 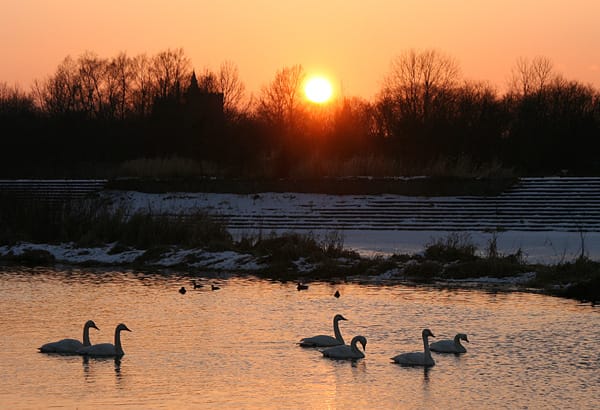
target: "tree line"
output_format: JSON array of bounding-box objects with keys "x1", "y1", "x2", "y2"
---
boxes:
[{"x1": 1, "y1": 48, "x2": 599, "y2": 177}]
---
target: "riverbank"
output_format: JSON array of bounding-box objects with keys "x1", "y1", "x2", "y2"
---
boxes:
[
  {"x1": 1, "y1": 180, "x2": 598, "y2": 303},
  {"x1": 1, "y1": 234, "x2": 598, "y2": 304}
]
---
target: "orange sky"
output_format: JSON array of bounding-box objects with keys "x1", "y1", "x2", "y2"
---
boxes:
[{"x1": 1, "y1": 0, "x2": 599, "y2": 99}]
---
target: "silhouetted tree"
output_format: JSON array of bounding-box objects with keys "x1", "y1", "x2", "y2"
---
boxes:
[
  {"x1": 150, "y1": 48, "x2": 191, "y2": 101},
  {"x1": 130, "y1": 53, "x2": 153, "y2": 117},
  {"x1": 508, "y1": 56, "x2": 555, "y2": 96},
  {"x1": 257, "y1": 64, "x2": 306, "y2": 134},
  {"x1": 326, "y1": 97, "x2": 377, "y2": 159},
  {"x1": 377, "y1": 49, "x2": 461, "y2": 163},
  {"x1": 217, "y1": 61, "x2": 248, "y2": 120},
  {"x1": 255, "y1": 64, "x2": 308, "y2": 176},
  {"x1": 382, "y1": 49, "x2": 460, "y2": 124},
  {"x1": 505, "y1": 78, "x2": 600, "y2": 173}
]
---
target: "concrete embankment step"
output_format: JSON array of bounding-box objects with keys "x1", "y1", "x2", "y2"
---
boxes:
[
  {"x1": 218, "y1": 177, "x2": 600, "y2": 233},
  {"x1": 0, "y1": 179, "x2": 108, "y2": 202}
]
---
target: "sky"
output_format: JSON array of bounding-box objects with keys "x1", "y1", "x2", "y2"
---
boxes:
[{"x1": 1, "y1": 0, "x2": 599, "y2": 99}]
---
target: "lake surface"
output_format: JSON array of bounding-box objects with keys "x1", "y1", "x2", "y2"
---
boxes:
[{"x1": 1, "y1": 267, "x2": 598, "y2": 409}]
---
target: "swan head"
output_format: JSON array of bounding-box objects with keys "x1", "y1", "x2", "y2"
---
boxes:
[
  {"x1": 353, "y1": 335, "x2": 367, "y2": 351},
  {"x1": 85, "y1": 320, "x2": 99, "y2": 331},
  {"x1": 422, "y1": 329, "x2": 435, "y2": 339},
  {"x1": 116, "y1": 323, "x2": 132, "y2": 333},
  {"x1": 334, "y1": 314, "x2": 347, "y2": 322},
  {"x1": 457, "y1": 333, "x2": 469, "y2": 343}
]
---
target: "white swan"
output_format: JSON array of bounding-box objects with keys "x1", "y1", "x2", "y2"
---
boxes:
[
  {"x1": 77, "y1": 323, "x2": 131, "y2": 357},
  {"x1": 39, "y1": 320, "x2": 99, "y2": 354},
  {"x1": 430, "y1": 333, "x2": 469, "y2": 353},
  {"x1": 391, "y1": 329, "x2": 436, "y2": 367},
  {"x1": 322, "y1": 335, "x2": 367, "y2": 360},
  {"x1": 298, "y1": 314, "x2": 347, "y2": 347}
]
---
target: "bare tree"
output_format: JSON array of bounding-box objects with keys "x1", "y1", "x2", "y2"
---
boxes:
[
  {"x1": 33, "y1": 56, "x2": 81, "y2": 115},
  {"x1": 150, "y1": 48, "x2": 191, "y2": 101},
  {"x1": 382, "y1": 49, "x2": 460, "y2": 123},
  {"x1": 196, "y1": 69, "x2": 219, "y2": 93},
  {"x1": 218, "y1": 60, "x2": 247, "y2": 118},
  {"x1": 509, "y1": 56, "x2": 555, "y2": 95},
  {"x1": 256, "y1": 64, "x2": 306, "y2": 133},
  {"x1": 105, "y1": 52, "x2": 133, "y2": 120},
  {"x1": 77, "y1": 51, "x2": 107, "y2": 117},
  {"x1": 0, "y1": 82, "x2": 34, "y2": 115},
  {"x1": 130, "y1": 53, "x2": 153, "y2": 117}
]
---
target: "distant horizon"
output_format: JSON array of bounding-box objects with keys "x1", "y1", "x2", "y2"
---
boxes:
[{"x1": 2, "y1": 1, "x2": 599, "y2": 99}]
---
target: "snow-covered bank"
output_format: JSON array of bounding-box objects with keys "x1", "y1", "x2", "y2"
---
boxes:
[
  {"x1": 0, "y1": 242, "x2": 266, "y2": 271},
  {"x1": 327, "y1": 230, "x2": 599, "y2": 264},
  {"x1": 103, "y1": 190, "x2": 600, "y2": 265}
]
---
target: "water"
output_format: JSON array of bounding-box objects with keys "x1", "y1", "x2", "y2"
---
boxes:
[{"x1": 1, "y1": 267, "x2": 598, "y2": 409}]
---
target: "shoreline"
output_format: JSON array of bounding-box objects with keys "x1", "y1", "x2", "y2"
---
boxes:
[{"x1": 1, "y1": 240, "x2": 597, "y2": 304}]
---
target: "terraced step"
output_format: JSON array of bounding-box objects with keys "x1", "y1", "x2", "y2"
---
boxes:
[
  {"x1": 0, "y1": 179, "x2": 108, "y2": 201},
  {"x1": 214, "y1": 177, "x2": 600, "y2": 233}
]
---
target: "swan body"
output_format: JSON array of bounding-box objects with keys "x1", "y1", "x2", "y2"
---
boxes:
[
  {"x1": 299, "y1": 314, "x2": 347, "y2": 347},
  {"x1": 391, "y1": 329, "x2": 436, "y2": 367},
  {"x1": 322, "y1": 335, "x2": 367, "y2": 360},
  {"x1": 77, "y1": 323, "x2": 131, "y2": 357},
  {"x1": 39, "y1": 320, "x2": 99, "y2": 354},
  {"x1": 430, "y1": 333, "x2": 469, "y2": 353}
]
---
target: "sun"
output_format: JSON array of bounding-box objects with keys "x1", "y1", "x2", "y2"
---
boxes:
[{"x1": 304, "y1": 76, "x2": 333, "y2": 104}]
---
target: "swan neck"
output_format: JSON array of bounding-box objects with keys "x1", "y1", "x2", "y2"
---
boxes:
[
  {"x1": 83, "y1": 323, "x2": 91, "y2": 346},
  {"x1": 114, "y1": 328, "x2": 123, "y2": 355},
  {"x1": 454, "y1": 336, "x2": 463, "y2": 348},
  {"x1": 333, "y1": 318, "x2": 344, "y2": 344},
  {"x1": 350, "y1": 337, "x2": 360, "y2": 354},
  {"x1": 423, "y1": 335, "x2": 432, "y2": 360}
]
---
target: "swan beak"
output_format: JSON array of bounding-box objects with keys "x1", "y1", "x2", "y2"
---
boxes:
[{"x1": 464, "y1": 337, "x2": 469, "y2": 343}]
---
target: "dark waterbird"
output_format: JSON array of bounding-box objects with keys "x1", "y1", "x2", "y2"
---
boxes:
[
  {"x1": 391, "y1": 329, "x2": 436, "y2": 367},
  {"x1": 179, "y1": 286, "x2": 187, "y2": 294},
  {"x1": 211, "y1": 284, "x2": 220, "y2": 291},
  {"x1": 77, "y1": 323, "x2": 132, "y2": 357},
  {"x1": 334, "y1": 290, "x2": 340, "y2": 298},
  {"x1": 39, "y1": 320, "x2": 99, "y2": 354},
  {"x1": 430, "y1": 333, "x2": 469, "y2": 353},
  {"x1": 297, "y1": 283, "x2": 309, "y2": 291},
  {"x1": 322, "y1": 335, "x2": 367, "y2": 360},
  {"x1": 298, "y1": 314, "x2": 348, "y2": 347},
  {"x1": 192, "y1": 280, "x2": 203, "y2": 289}
]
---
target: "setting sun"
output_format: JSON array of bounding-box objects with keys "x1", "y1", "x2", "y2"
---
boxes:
[{"x1": 304, "y1": 76, "x2": 333, "y2": 104}]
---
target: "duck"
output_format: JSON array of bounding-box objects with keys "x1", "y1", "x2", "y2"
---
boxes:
[
  {"x1": 211, "y1": 284, "x2": 220, "y2": 291},
  {"x1": 322, "y1": 335, "x2": 367, "y2": 360},
  {"x1": 299, "y1": 314, "x2": 348, "y2": 347},
  {"x1": 430, "y1": 333, "x2": 469, "y2": 353},
  {"x1": 297, "y1": 283, "x2": 309, "y2": 291},
  {"x1": 334, "y1": 290, "x2": 340, "y2": 298},
  {"x1": 39, "y1": 320, "x2": 99, "y2": 354},
  {"x1": 391, "y1": 329, "x2": 436, "y2": 367},
  {"x1": 192, "y1": 280, "x2": 203, "y2": 289},
  {"x1": 77, "y1": 323, "x2": 132, "y2": 357},
  {"x1": 179, "y1": 286, "x2": 187, "y2": 294}
]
